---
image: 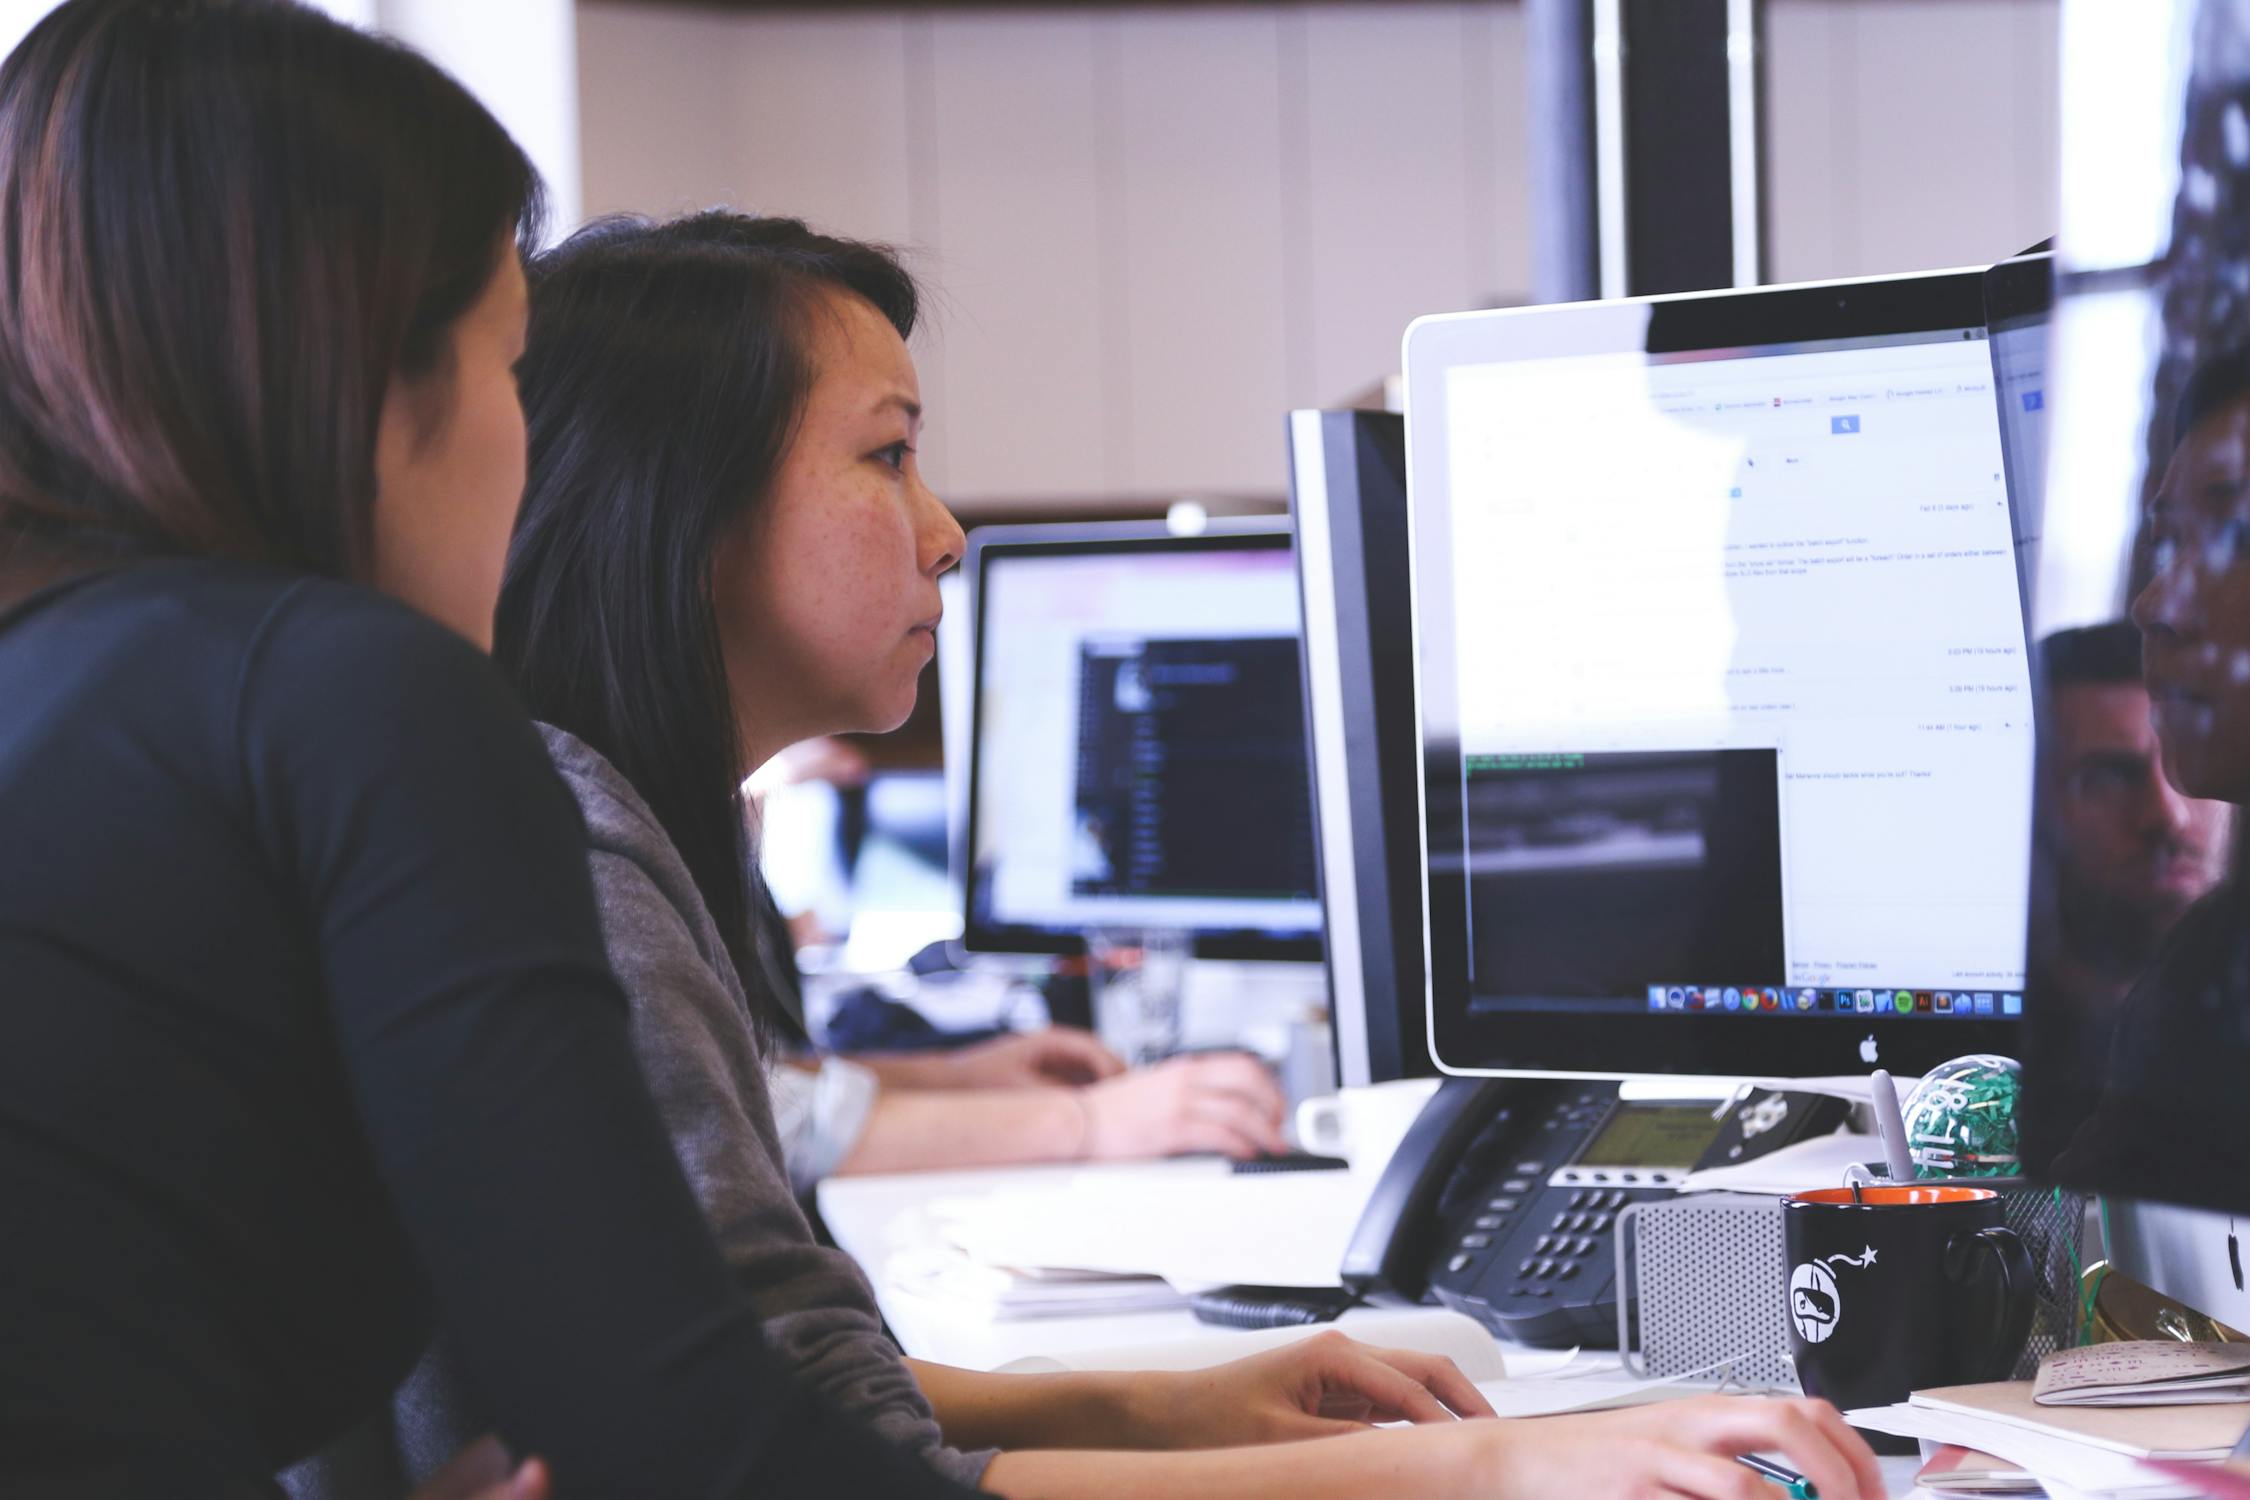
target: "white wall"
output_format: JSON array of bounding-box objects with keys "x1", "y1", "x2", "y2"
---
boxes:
[
  {"x1": 378, "y1": 0, "x2": 583, "y2": 235},
  {"x1": 0, "y1": 0, "x2": 582, "y2": 234},
  {"x1": 1765, "y1": 0, "x2": 2060, "y2": 283},
  {"x1": 579, "y1": 0, "x2": 2058, "y2": 512},
  {"x1": 0, "y1": 0, "x2": 2060, "y2": 509},
  {"x1": 0, "y1": 0, "x2": 58, "y2": 58},
  {"x1": 577, "y1": 1, "x2": 1533, "y2": 509}
]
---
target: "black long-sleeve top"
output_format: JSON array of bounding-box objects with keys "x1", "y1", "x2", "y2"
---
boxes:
[{"x1": 0, "y1": 559, "x2": 970, "y2": 1500}]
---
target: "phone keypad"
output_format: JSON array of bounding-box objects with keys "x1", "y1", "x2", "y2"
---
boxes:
[{"x1": 1425, "y1": 1087, "x2": 1701, "y2": 1341}]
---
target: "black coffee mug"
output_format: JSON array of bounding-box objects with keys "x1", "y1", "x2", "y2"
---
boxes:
[{"x1": 1782, "y1": 1185, "x2": 2035, "y2": 1450}]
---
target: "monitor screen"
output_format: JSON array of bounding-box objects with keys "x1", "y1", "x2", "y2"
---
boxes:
[
  {"x1": 1288, "y1": 408, "x2": 1436, "y2": 1085},
  {"x1": 1407, "y1": 269, "x2": 2033, "y2": 1078},
  {"x1": 2018, "y1": 0, "x2": 2250, "y2": 1220},
  {"x1": 961, "y1": 523, "x2": 1322, "y2": 958}
]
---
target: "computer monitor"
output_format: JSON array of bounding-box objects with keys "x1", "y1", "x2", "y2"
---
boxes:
[
  {"x1": 1405, "y1": 267, "x2": 2033, "y2": 1079},
  {"x1": 1287, "y1": 409, "x2": 1437, "y2": 1086},
  {"x1": 959, "y1": 520, "x2": 1323, "y2": 959},
  {"x1": 2017, "y1": 0, "x2": 2250, "y2": 1328}
]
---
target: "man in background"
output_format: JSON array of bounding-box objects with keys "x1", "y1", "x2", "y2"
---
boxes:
[{"x1": 2033, "y1": 621, "x2": 2231, "y2": 1056}]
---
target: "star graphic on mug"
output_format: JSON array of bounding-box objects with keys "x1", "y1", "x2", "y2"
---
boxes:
[{"x1": 1863, "y1": 1246, "x2": 1876, "y2": 1266}]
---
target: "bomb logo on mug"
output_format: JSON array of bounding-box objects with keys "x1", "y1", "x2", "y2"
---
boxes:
[
  {"x1": 1787, "y1": 1261, "x2": 1840, "y2": 1343},
  {"x1": 1786, "y1": 1245, "x2": 1873, "y2": 1344}
]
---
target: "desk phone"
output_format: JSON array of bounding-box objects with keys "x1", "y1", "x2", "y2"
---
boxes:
[{"x1": 1340, "y1": 1079, "x2": 1847, "y2": 1348}]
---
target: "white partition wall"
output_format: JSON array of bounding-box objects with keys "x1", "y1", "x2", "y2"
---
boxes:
[
  {"x1": 577, "y1": 1, "x2": 1537, "y2": 509},
  {"x1": 376, "y1": 0, "x2": 582, "y2": 236},
  {"x1": 577, "y1": 0, "x2": 2058, "y2": 512},
  {"x1": 0, "y1": 1, "x2": 58, "y2": 58}
]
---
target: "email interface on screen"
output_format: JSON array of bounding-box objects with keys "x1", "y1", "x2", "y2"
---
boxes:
[
  {"x1": 1442, "y1": 328, "x2": 2032, "y2": 1020},
  {"x1": 969, "y1": 542, "x2": 1321, "y2": 944}
]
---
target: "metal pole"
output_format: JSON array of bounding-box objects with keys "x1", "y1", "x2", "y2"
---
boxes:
[{"x1": 1525, "y1": 0, "x2": 1601, "y2": 305}]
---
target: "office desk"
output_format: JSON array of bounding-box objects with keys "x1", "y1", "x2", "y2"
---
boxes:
[
  {"x1": 821, "y1": 1157, "x2": 1252, "y2": 1371},
  {"x1": 818, "y1": 1158, "x2": 1929, "y2": 1495}
]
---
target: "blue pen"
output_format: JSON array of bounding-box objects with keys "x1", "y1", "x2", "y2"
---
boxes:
[{"x1": 1737, "y1": 1453, "x2": 1818, "y2": 1500}]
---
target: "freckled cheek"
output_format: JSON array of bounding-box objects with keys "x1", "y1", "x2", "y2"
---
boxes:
[{"x1": 839, "y1": 503, "x2": 911, "y2": 620}]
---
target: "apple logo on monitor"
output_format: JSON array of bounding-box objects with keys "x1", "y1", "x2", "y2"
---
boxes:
[{"x1": 1860, "y1": 1035, "x2": 1879, "y2": 1066}]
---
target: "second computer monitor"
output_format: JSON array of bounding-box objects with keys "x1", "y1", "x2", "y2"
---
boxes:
[
  {"x1": 1288, "y1": 409, "x2": 1435, "y2": 1085},
  {"x1": 1405, "y1": 267, "x2": 2034, "y2": 1079},
  {"x1": 960, "y1": 521, "x2": 1322, "y2": 959}
]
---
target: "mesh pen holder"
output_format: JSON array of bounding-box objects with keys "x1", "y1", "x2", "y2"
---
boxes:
[{"x1": 1986, "y1": 1176, "x2": 2093, "y2": 1376}]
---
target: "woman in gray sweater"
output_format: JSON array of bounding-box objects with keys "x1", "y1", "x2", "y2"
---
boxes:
[{"x1": 470, "y1": 211, "x2": 1884, "y2": 1500}]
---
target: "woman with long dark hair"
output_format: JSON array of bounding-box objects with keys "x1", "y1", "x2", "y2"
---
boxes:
[
  {"x1": 0, "y1": 5, "x2": 973, "y2": 1496},
  {"x1": 481, "y1": 210, "x2": 1889, "y2": 1500}
]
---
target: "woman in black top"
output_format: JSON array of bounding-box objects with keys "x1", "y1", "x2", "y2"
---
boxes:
[{"x1": 0, "y1": 4, "x2": 969, "y2": 1497}]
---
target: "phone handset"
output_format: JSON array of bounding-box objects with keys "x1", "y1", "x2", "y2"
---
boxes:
[{"x1": 1338, "y1": 1077, "x2": 1553, "y2": 1305}]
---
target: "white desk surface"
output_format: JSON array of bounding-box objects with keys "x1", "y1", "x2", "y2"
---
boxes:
[
  {"x1": 818, "y1": 1156, "x2": 1928, "y2": 1495},
  {"x1": 821, "y1": 1156, "x2": 1252, "y2": 1371}
]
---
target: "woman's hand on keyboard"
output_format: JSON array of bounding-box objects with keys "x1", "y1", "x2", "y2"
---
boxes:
[
  {"x1": 1136, "y1": 1328, "x2": 1497, "y2": 1447},
  {"x1": 1082, "y1": 1052, "x2": 1289, "y2": 1160},
  {"x1": 1478, "y1": 1395, "x2": 1883, "y2": 1500}
]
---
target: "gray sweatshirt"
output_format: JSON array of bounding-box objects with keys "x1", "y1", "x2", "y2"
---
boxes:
[{"x1": 282, "y1": 727, "x2": 991, "y2": 1496}]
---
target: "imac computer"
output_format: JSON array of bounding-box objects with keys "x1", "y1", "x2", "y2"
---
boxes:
[
  {"x1": 958, "y1": 520, "x2": 1322, "y2": 961},
  {"x1": 1287, "y1": 408, "x2": 1438, "y2": 1086},
  {"x1": 2018, "y1": 0, "x2": 2250, "y2": 1341},
  {"x1": 1403, "y1": 267, "x2": 2034, "y2": 1080}
]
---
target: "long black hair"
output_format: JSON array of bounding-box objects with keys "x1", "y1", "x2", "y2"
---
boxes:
[
  {"x1": 495, "y1": 212, "x2": 919, "y2": 992},
  {"x1": 0, "y1": 0, "x2": 542, "y2": 596}
]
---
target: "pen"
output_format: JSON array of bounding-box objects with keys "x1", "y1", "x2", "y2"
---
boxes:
[
  {"x1": 1737, "y1": 1453, "x2": 1818, "y2": 1500},
  {"x1": 1870, "y1": 1067, "x2": 1917, "y2": 1183}
]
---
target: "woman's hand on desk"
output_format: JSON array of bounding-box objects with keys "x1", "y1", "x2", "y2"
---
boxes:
[
  {"x1": 979, "y1": 1393, "x2": 1884, "y2": 1500},
  {"x1": 1144, "y1": 1328, "x2": 1495, "y2": 1446},
  {"x1": 1483, "y1": 1395, "x2": 1884, "y2": 1500},
  {"x1": 1082, "y1": 1053, "x2": 1288, "y2": 1160}
]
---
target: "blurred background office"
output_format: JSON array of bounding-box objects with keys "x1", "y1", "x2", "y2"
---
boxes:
[
  {"x1": 0, "y1": 0, "x2": 2066, "y2": 948},
  {"x1": 0, "y1": 0, "x2": 2060, "y2": 516}
]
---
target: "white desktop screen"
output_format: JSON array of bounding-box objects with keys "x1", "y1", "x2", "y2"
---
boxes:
[
  {"x1": 1413, "y1": 285, "x2": 2035, "y2": 1067},
  {"x1": 963, "y1": 528, "x2": 1321, "y2": 953},
  {"x1": 1448, "y1": 332, "x2": 2032, "y2": 999}
]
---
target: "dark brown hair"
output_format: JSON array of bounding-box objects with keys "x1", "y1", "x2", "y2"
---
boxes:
[{"x1": 0, "y1": 0, "x2": 543, "y2": 592}]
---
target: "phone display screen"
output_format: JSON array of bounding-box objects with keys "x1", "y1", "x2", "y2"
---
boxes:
[{"x1": 1571, "y1": 1103, "x2": 1722, "y2": 1170}]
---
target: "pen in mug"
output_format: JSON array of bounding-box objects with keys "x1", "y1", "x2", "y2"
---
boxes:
[{"x1": 1736, "y1": 1452, "x2": 1817, "y2": 1500}]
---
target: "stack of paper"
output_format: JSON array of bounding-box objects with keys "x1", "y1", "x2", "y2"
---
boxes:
[
  {"x1": 884, "y1": 1240, "x2": 1188, "y2": 1320},
  {"x1": 1915, "y1": 1444, "x2": 2042, "y2": 1494},
  {"x1": 1849, "y1": 1379, "x2": 2248, "y2": 1500},
  {"x1": 2036, "y1": 1343, "x2": 2250, "y2": 1407},
  {"x1": 1909, "y1": 1379, "x2": 2246, "y2": 1456},
  {"x1": 921, "y1": 1166, "x2": 1373, "y2": 1290},
  {"x1": 1677, "y1": 1132, "x2": 1878, "y2": 1195}
]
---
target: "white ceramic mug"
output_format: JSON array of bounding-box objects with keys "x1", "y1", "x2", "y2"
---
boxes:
[{"x1": 1293, "y1": 1078, "x2": 1443, "y2": 1168}]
